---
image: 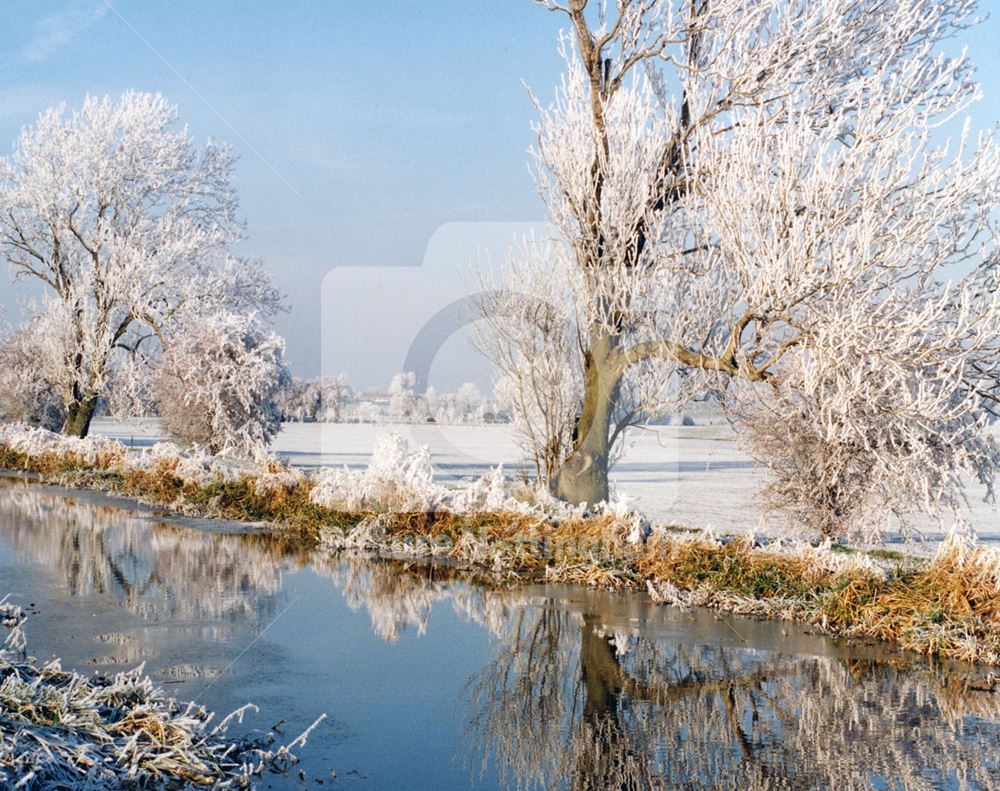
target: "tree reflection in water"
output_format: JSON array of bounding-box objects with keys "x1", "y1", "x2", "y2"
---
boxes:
[
  {"x1": 337, "y1": 559, "x2": 1000, "y2": 791},
  {"x1": 0, "y1": 482, "x2": 290, "y2": 623},
  {"x1": 2, "y1": 479, "x2": 999, "y2": 790}
]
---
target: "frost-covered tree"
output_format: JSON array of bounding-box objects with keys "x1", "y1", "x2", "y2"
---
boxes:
[
  {"x1": 424, "y1": 382, "x2": 488, "y2": 424},
  {"x1": 355, "y1": 401, "x2": 379, "y2": 424},
  {"x1": 387, "y1": 372, "x2": 430, "y2": 422},
  {"x1": 154, "y1": 313, "x2": 289, "y2": 458},
  {"x1": 0, "y1": 92, "x2": 281, "y2": 438},
  {"x1": 456, "y1": 383, "x2": 486, "y2": 420},
  {"x1": 276, "y1": 375, "x2": 353, "y2": 423},
  {"x1": 480, "y1": 0, "x2": 1000, "y2": 531}
]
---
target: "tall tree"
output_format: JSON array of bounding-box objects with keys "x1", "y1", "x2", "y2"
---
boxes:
[
  {"x1": 0, "y1": 92, "x2": 281, "y2": 438},
  {"x1": 482, "y1": 0, "x2": 1000, "y2": 525}
]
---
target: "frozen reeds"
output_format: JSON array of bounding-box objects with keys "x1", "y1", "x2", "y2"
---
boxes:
[{"x1": 0, "y1": 599, "x2": 324, "y2": 789}]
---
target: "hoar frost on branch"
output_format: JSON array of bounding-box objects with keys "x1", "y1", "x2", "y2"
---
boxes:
[
  {"x1": 478, "y1": 238, "x2": 586, "y2": 483},
  {"x1": 0, "y1": 91, "x2": 283, "y2": 441},
  {"x1": 479, "y1": 0, "x2": 1000, "y2": 539}
]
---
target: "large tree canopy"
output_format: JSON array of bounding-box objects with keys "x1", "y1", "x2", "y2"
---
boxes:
[
  {"x1": 481, "y1": 0, "x2": 1000, "y2": 538},
  {"x1": 0, "y1": 92, "x2": 282, "y2": 439}
]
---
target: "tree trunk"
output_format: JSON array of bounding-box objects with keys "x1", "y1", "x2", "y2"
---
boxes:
[
  {"x1": 573, "y1": 614, "x2": 650, "y2": 791},
  {"x1": 63, "y1": 396, "x2": 98, "y2": 438},
  {"x1": 555, "y1": 331, "x2": 621, "y2": 505}
]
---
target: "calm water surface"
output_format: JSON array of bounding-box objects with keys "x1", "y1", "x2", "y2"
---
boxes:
[{"x1": 1, "y1": 476, "x2": 999, "y2": 790}]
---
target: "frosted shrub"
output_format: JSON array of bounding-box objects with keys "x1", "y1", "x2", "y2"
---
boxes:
[
  {"x1": 0, "y1": 324, "x2": 64, "y2": 431},
  {"x1": 0, "y1": 423, "x2": 125, "y2": 468},
  {"x1": 308, "y1": 466, "x2": 364, "y2": 511},
  {"x1": 156, "y1": 370, "x2": 217, "y2": 449},
  {"x1": 450, "y1": 465, "x2": 510, "y2": 513},
  {"x1": 133, "y1": 441, "x2": 243, "y2": 488},
  {"x1": 366, "y1": 434, "x2": 436, "y2": 495},
  {"x1": 732, "y1": 304, "x2": 1000, "y2": 543},
  {"x1": 155, "y1": 312, "x2": 290, "y2": 460},
  {"x1": 310, "y1": 434, "x2": 447, "y2": 512}
]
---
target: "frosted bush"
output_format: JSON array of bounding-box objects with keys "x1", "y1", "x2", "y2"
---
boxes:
[
  {"x1": 449, "y1": 465, "x2": 509, "y2": 513},
  {"x1": 0, "y1": 323, "x2": 64, "y2": 431},
  {"x1": 130, "y1": 441, "x2": 243, "y2": 488},
  {"x1": 366, "y1": 434, "x2": 435, "y2": 494},
  {"x1": 309, "y1": 466, "x2": 363, "y2": 510},
  {"x1": 310, "y1": 433, "x2": 447, "y2": 512},
  {"x1": 155, "y1": 311, "x2": 290, "y2": 460}
]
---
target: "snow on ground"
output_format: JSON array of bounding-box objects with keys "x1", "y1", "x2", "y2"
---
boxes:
[{"x1": 89, "y1": 417, "x2": 998, "y2": 546}]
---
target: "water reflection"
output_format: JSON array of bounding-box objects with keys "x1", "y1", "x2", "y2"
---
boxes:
[
  {"x1": 340, "y1": 562, "x2": 1000, "y2": 790},
  {"x1": 0, "y1": 483, "x2": 289, "y2": 622},
  {"x1": 466, "y1": 610, "x2": 1000, "y2": 790},
  {"x1": 1, "y1": 478, "x2": 999, "y2": 790}
]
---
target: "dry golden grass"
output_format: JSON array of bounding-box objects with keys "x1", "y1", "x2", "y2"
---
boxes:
[
  {"x1": 817, "y1": 540, "x2": 1000, "y2": 662},
  {"x1": 637, "y1": 535, "x2": 835, "y2": 598},
  {"x1": 633, "y1": 533, "x2": 1000, "y2": 663}
]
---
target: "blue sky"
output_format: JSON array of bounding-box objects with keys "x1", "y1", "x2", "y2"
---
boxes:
[{"x1": 1, "y1": 1, "x2": 998, "y2": 388}]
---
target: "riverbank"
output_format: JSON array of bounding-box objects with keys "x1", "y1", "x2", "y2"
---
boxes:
[
  {"x1": 3, "y1": 424, "x2": 1000, "y2": 665},
  {"x1": 90, "y1": 416, "x2": 1000, "y2": 542},
  {"x1": 6, "y1": 485, "x2": 999, "y2": 790}
]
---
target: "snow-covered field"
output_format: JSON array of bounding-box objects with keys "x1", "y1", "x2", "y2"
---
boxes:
[{"x1": 89, "y1": 417, "x2": 998, "y2": 545}]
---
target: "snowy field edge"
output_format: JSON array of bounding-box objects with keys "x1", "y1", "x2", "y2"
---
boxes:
[{"x1": 87, "y1": 417, "x2": 1000, "y2": 550}]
